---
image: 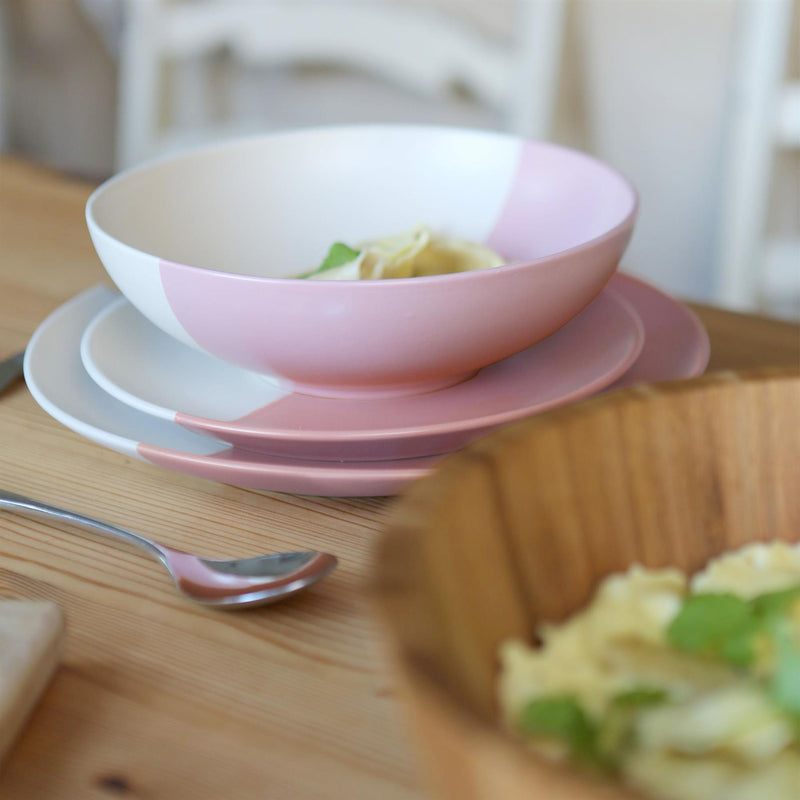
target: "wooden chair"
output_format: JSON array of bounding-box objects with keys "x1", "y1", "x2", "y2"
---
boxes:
[{"x1": 109, "y1": 0, "x2": 566, "y2": 169}]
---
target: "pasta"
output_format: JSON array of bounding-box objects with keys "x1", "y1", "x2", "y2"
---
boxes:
[{"x1": 301, "y1": 224, "x2": 505, "y2": 280}]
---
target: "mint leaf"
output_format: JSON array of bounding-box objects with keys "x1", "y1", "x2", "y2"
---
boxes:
[
  {"x1": 754, "y1": 586, "x2": 800, "y2": 715},
  {"x1": 518, "y1": 695, "x2": 600, "y2": 766},
  {"x1": 666, "y1": 585, "x2": 800, "y2": 674},
  {"x1": 752, "y1": 587, "x2": 800, "y2": 618},
  {"x1": 301, "y1": 242, "x2": 361, "y2": 278},
  {"x1": 610, "y1": 686, "x2": 670, "y2": 708},
  {"x1": 721, "y1": 624, "x2": 761, "y2": 668},
  {"x1": 597, "y1": 686, "x2": 670, "y2": 762},
  {"x1": 767, "y1": 618, "x2": 800, "y2": 714},
  {"x1": 519, "y1": 695, "x2": 594, "y2": 744},
  {"x1": 319, "y1": 242, "x2": 361, "y2": 272},
  {"x1": 667, "y1": 593, "x2": 756, "y2": 662}
]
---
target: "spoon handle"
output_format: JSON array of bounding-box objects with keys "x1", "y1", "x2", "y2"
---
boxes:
[
  {"x1": 0, "y1": 351, "x2": 25, "y2": 394},
  {"x1": 0, "y1": 489, "x2": 166, "y2": 564}
]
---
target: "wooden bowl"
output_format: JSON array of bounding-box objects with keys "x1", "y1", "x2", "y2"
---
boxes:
[{"x1": 374, "y1": 369, "x2": 800, "y2": 800}]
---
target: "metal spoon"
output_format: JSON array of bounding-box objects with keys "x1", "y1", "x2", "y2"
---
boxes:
[
  {"x1": 0, "y1": 489, "x2": 337, "y2": 608},
  {"x1": 0, "y1": 351, "x2": 25, "y2": 394}
]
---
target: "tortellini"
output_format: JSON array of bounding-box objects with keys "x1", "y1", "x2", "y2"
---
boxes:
[{"x1": 303, "y1": 224, "x2": 505, "y2": 280}]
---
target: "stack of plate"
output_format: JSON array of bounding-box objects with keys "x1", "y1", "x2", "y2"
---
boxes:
[{"x1": 24, "y1": 273, "x2": 708, "y2": 496}]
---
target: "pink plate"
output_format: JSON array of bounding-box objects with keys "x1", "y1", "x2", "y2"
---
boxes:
[
  {"x1": 24, "y1": 277, "x2": 708, "y2": 497},
  {"x1": 604, "y1": 272, "x2": 710, "y2": 389},
  {"x1": 81, "y1": 286, "x2": 645, "y2": 461},
  {"x1": 24, "y1": 288, "x2": 444, "y2": 497}
]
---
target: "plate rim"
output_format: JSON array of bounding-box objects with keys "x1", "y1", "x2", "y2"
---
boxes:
[{"x1": 79, "y1": 286, "x2": 646, "y2": 446}]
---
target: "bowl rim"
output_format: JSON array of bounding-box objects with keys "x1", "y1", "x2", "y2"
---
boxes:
[{"x1": 86, "y1": 123, "x2": 639, "y2": 287}]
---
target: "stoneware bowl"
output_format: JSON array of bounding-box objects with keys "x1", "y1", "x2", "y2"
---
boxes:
[
  {"x1": 86, "y1": 125, "x2": 637, "y2": 398},
  {"x1": 374, "y1": 369, "x2": 800, "y2": 799}
]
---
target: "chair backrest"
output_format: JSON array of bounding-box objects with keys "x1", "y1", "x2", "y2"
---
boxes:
[{"x1": 114, "y1": 0, "x2": 566, "y2": 169}]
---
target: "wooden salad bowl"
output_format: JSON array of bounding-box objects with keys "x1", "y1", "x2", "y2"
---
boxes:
[{"x1": 374, "y1": 369, "x2": 800, "y2": 800}]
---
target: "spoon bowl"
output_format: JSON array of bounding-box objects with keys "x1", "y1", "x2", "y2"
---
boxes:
[
  {"x1": 0, "y1": 489, "x2": 337, "y2": 608},
  {"x1": 159, "y1": 548, "x2": 338, "y2": 607}
]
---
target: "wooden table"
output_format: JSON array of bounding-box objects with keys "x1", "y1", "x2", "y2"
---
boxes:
[{"x1": 0, "y1": 157, "x2": 798, "y2": 799}]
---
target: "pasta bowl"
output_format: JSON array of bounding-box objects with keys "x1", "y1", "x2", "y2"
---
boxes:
[
  {"x1": 374, "y1": 369, "x2": 800, "y2": 798},
  {"x1": 86, "y1": 125, "x2": 637, "y2": 398}
]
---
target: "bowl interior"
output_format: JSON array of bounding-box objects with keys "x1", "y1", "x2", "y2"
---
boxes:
[
  {"x1": 376, "y1": 370, "x2": 800, "y2": 800},
  {"x1": 88, "y1": 126, "x2": 636, "y2": 277}
]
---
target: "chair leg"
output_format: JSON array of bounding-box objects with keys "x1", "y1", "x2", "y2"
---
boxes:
[{"x1": 712, "y1": 0, "x2": 793, "y2": 310}]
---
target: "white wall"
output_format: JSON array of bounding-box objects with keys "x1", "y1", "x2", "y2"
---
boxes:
[
  {"x1": 3, "y1": 0, "x2": 116, "y2": 178},
  {"x1": 579, "y1": 0, "x2": 740, "y2": 301}
]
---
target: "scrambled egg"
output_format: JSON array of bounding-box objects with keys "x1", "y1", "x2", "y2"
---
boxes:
[
  {"x1": 692, "y1": 542, "x2": 800, "y2": 599},
  {"x1": 498, "y1": 542, "x2": 800, "y2": 800}
]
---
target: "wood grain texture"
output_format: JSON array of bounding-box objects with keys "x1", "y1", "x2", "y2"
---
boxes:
[
  {"x1": 376, "y1": 369, "x2": 800, "y2": 800},
  {"x1": 0, "y1": 158, "x2": 416, "y2": 799},
  {"x1": 0, "y1": 155, "x2": 798, "y2": 798}
]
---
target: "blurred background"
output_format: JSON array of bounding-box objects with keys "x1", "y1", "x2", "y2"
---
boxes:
[{"x1": 0, "y1": 0, "x2": 798, "y2": 318}]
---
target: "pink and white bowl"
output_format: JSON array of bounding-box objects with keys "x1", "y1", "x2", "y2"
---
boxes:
[{"x1": 86, "y1": 125, "x2": 638, "y2": 398}]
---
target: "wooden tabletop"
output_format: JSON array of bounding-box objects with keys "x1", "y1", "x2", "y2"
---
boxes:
[{"x1": 0, "y1": 157, "x2": 798, "y2": 799}]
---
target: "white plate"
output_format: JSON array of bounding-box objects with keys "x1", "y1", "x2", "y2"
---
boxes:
[
  {"x1": 80, "y1": 285, "x2": 645, "y2": 461},
  {"x1": 25, "y1": 277, "x2": 709, "y2": 497},
  {"x1": 24, "y1": 288, "x2": 444, "y2": 497}
]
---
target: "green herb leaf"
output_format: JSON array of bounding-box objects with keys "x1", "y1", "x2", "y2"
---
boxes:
[
  {"x1": 518, "y1": 695, "x2": 600, "y2": 765},
  {"x1": 300, "y1": 242, "x2": 361, "y2": 278},
  {"x1": 666, "y1": 585, "x2": 800, "y2": 676},
  {"x1": 319, "y1": 242, "x2": 361, "y2": 272},
  {"x1": 721, "y1": 625, "x2": 761, "y2": 668},
  {"x1": 667, "y1": 593, "x2": 756, "y2": 662},
  {"x1": 519, "y1": 695, "x2": 594, "y2": 744},
  {"x1": 767, "y1": 618, "x2": 800, "y2": 714},
  {"x1": 610, "y1": 686, "x2": 670, "y2": 709},
  {"x1": 752, "y1": 587, "x2": 800, "y2": 618},
  {"x1": 596, "y1": 686, "x2": 670, "y2": 762}
]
